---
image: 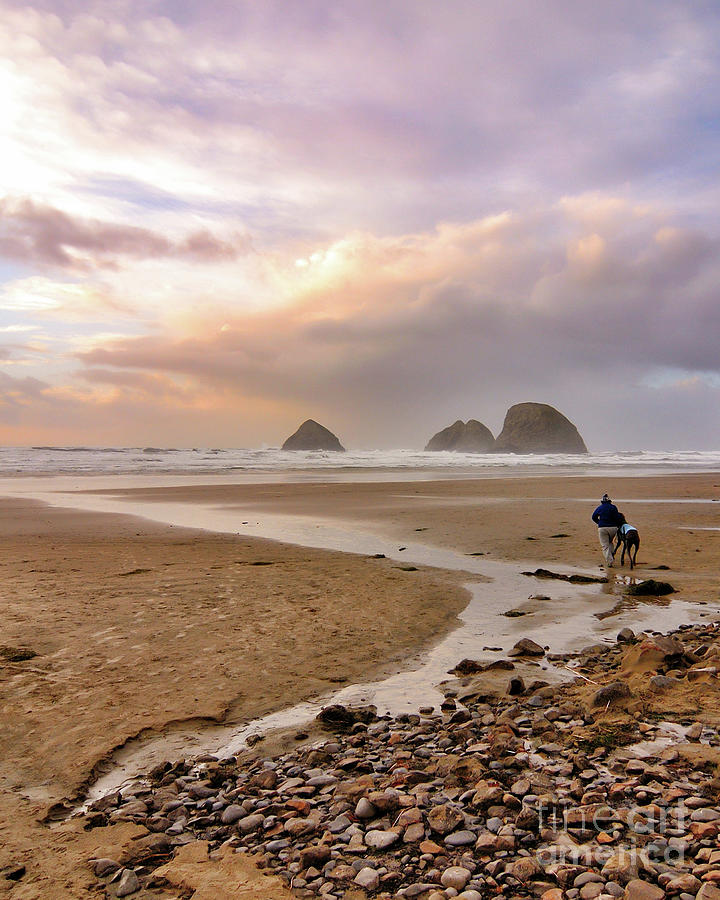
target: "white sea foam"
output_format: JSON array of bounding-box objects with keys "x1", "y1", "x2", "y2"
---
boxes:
[{"x1": 1, "y1": 446, "x2": 719, "y2": 477}]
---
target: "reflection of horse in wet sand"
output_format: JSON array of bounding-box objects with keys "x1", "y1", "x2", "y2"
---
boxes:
[{"x1": 614, "y1": 513, "x2": 640, "y2": 569}]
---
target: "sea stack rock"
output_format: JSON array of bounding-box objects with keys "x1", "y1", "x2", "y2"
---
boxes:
[
  {"x1": 425, "y1": 420, "x2": 495, "y2": 452},
  {"x1": 493, "y1": 403, "x2": 587, "y2": 453},
  {"x1": 281, "y1": 419, "x2": 345, "y2": 451}
]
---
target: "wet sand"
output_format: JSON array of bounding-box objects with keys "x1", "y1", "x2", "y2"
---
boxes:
[
  {"x1": 0, "y1": 497, "x2": 465, "y2": 898},
  {"x1": 92, "y1": 470, "x2": 720, "y2": 604},
  {"x1": 0, "y1": 470, "x2": 717, "y2": 897}
]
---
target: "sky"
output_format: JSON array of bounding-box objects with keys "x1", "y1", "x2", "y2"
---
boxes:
[{"x1": 1, "y1": 0, "x2": 720, "y2": 451}]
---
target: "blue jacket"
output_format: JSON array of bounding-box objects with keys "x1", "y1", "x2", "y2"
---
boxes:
[{"x1": 592, "y1": 500, "x2": 620, "y2": 527}]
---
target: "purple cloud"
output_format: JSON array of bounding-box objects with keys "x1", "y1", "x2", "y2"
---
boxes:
[
  {"x1": 0, "y1": 198, "x2": 249, "y2": 272},
  {"x1": 3, "y1": 1, "x2": 720, "y2": 447},
  {"x1": 71, "y1": 205, "x2": 720, "y2": 449}
]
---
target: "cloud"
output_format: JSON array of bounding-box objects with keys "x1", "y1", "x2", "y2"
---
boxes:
[
  {"x1": 2, "y1": 1, "x2": 720, "y2": 239},
  {"x1": 0, "y1": 370, "x2": 52, "y2": 424},
  {"x1": 78, "y1": 367, "x2": 194, "y2": 400},
  {"x1": 0, "y1": 197, "x2": 249, "y2": 272},
  {"x1": 2, "y1": 4, "x2": 720, "y2": 448},
  {"x1": 69, "y1": 199, "x2": 720, "y2": 449}
]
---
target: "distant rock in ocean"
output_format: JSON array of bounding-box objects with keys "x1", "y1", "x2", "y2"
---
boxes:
[
  {"x1": 425, "y1": 419, "x2": 495, "y2": 452},
  {"x1": 493, "y1": 403, "x2": 587, "y2": 453},
  {"x1": 281, "y1": 419, "x2": 345, "y2": 452}
]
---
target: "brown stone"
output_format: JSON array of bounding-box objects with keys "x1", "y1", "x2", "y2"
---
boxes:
[
  {"x1": 286, "y1": 798, "x2": 311, "y2": 815},
  {"x1": 602, "y1": 851, "x2": 652, "y2": 885},
  {"x1": 419, "y1": 839, "x2": 443, "y2": 854},
  {"x1": 471, "y1": 779, "x2": 505, "y2": 808},
  {"x1": 593, "y1": 681, "x2": 632, "y2": 706},
  {"x1": 691, "y1": 821, "x2": 719, "y2": 839},
  {"x1": 506, "y1": 857, "x2": 544, "y2": 883},
  {"x1": 621, "y1": 636, "x2": 684, "y2": 674},
  {"x1": 404, "y1": 823, "x2": 426, "y2": 843},
  {"x1": 697, "y1": 885, "x2": 720, "y2": 900},
  {"x1": 508, "y1": 637, "x2": 546, "y2": 657},
  {"x1": 329, "y1": 864, "x2": 358, "y2": 881},
  {"x1": 623, "y1": 879, "x2": 665, "y2": 900},
  {"x1": 301, "y1": 845, "x2": 331, "y2": 869},
  {"x1": 427, "y1": 804, "x2": 464, "y2": 835},
  {"x1": 249, "y1": 769, "x2": 278, "y2": 789}
]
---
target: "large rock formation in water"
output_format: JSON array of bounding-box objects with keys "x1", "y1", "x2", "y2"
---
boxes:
[
  {"x1": 281, "y1": 419, "x2": 345, "y2": 452},
  {"x1": 493, "y1": 403, "x2": 587, "y2": 453},
  {"x1": 425, "y1": 419, "x2": 495, "y2": 452}
]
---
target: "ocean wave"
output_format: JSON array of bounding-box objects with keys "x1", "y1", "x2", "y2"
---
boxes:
[{"x1": 2, "y1": 446, "x2": 720, "y2": 477}]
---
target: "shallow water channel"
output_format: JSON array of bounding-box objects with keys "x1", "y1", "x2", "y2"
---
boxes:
[{"x1": 5, "y1": 482, "x2": 711, "y2": 808}]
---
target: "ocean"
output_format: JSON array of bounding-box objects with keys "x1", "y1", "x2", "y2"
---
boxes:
[{"x1": 1, "y1": 446, "x2": 720, "y2": 477}]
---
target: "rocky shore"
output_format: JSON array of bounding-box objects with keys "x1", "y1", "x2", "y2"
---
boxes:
[{"x1": 77, "y1": 619, "x2": 720, "y2": 900}]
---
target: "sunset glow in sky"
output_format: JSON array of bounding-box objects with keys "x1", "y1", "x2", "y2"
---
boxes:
[{"x1": 2, "y1": 1, "x2": 720, "y2": 449}]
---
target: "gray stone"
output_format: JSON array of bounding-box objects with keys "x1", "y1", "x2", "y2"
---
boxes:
[
  {"x1": 328, "y1": 814, "x2": 352, "y2": 833},
  {"x1": 265, "y1": 839, "x2": 290, "y2": 851},
  {"x1": 690, "y1": 808, "x2": 720, "y2": 822},
  {"x1": 237, "y1": 813, "x2": 265, "y2": 833},
  {"x1": 576, "y1": 873, "x2": 605, "y2": 887},
  {"x1": 364, "y1": 830, "x2": 400, "y2": 850},
  {"x1": 220, "y1": 804, "x2": 244, "y2": 825},
  {"x1": 649, "y1": 676, "x2": 679, "y2": 691},
  {"x1": 116, "y1": 869, "x2": 140, "y2": 897},
  {"x1": 404, "y1": 885, "x2": 443, "y2": 898},
  {"x1": 355, "y1": 798, "x2": 377, "y2": 819},
  {"x1": 354, "y1": 867, "x2": 380, "y2": 890},
  {"x1": 306, "y1": 774, "x2": 337, "y2": 787},
  {"x1": 444, "y1": 830, "x2": 477, "y2": 847},
  {"x1": 93, "y1": 858, "x2": 120, "y2": 877},
  {"x1": 441, "y1": 866, "x2": 472, "y2": 890}
]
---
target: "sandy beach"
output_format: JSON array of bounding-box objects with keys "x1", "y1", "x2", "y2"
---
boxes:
[{"x1": 0, "y1": 470, "x2": 717, "y2": 897}]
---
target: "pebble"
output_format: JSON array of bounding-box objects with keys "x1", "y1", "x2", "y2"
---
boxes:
[
  {"x1": 353, "y1": 866, "x2": 379, "y2": 890},
  {"x1": 364, "y1": 829, "x2": 400, "y2": 849},
  {"x1": 115, "y1": 869, "x2": 140, "y2": 897},
  {"x1": 354, "y1": 798, "x2": 376, "y2": 818},
  {"x1": 690, "y1": 808, "x2": 720, "y2": 822},
  {"x1": 441, "y1": 865, "x2": 472, "y2": 889},
  {"x1": 443, "y1": 830, "x2": 477, "y2": 847},
  {"x1": 220, "y1": 803, "x2": 244, "y2": 824},
  {"x1": 237, "y1": 813, "x2": 264, "y2": 833},
  {"x1": 624, "y1": 879, "x2": 665, "y2": 900},
  {"x1": 93, "y1": 858, "x2": 120, "y2": 877},
  {"x1": 80, "y1": 621, "x2": 720, "y2": 900}
]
